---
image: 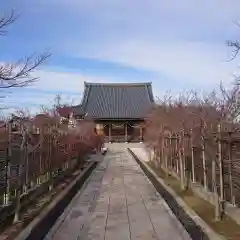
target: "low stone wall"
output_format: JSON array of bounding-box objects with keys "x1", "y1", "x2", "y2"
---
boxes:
[
  {"x1": 128, "y1": 148, "x2": 216, "y2": 240},
  {"x1": 0, "y1": 156, "x2": 92, "y2": 230},
  {"x1": 132, "y1": 146, "x2": 240, "y2": 226},
  {"x1": 191, "y1": 182, "x2": 240, "y2": 225},
  {"x1": 15, "y1": 160, "x2": 99, "y2": 240},
  {"x1": 130, "y1": 146, "x2": 152, "y2": 162}
]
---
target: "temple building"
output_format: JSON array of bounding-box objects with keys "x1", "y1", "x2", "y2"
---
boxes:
[{"x1": 72, "y1": 82, "x2": 155, "y2": 142}]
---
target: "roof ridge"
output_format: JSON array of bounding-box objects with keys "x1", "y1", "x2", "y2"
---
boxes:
[
  {"x1": 146, "y1": 84, "x2": 155, "y2": 103},
  {"x1": 144, "y1": 84, "x2": 151, "y2": 103},
  {"x1": 81, "y1": 83, "x2": 91, "y2": 109},
  {"x1": 84, "y1": 81, "x2": 152, "y2": 86}
]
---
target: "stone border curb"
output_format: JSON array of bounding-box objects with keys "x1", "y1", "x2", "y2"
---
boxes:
[
  {"x1": 128, "y1": 148, "x2": 226, "y2": 240},
  {"x1": 14, "y1": 160, "x2": 98, "y2": 240}
]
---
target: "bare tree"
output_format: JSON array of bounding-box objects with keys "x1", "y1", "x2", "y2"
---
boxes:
[
  {"x1": 219, "y1": 81, "x2": 240, "y2": 122},
  {"x1": 0, "y1": 10, "x2": 17, "y2": 35},
  {"x1": 227, "y1": 40, "x2": 240, "y2": 61},
  {"x1": 226, "y1": 21, "x2": 240, "y2": 61},
  {"x1": 145, "y1": 88, "x2": 231, "y2": 220},
  {"x1": 0, "y1": 10, "x2": 50, "y2": 90}
]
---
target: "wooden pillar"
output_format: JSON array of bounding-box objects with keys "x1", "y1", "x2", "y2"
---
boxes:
[
  {"x1": 125, "y1": 123, "x2": 128, "y2": 143},
  {"x1": 108, "y1": 124, "x2": 111, "y2": 143}
]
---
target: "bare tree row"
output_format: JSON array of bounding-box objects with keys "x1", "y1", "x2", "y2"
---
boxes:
[
  {"x1": 0, "y1": 104, "x2": 103, "y2": 224},
  {"x1": 145, "y1": 82, "x2": 240, "y2": 221}
]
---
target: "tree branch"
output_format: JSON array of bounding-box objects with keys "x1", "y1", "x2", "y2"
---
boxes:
[
  {"x1": 0, "y1": 9, "x2": 51, "y2": 89},
  {"x1": 226, "y1": 21, "x2": 240, "y2": 61},
  {"x1": 0, "y1": 51, "x2": 51, "y2": 88},
  {"x1": 226, "y1": 40, "x2": 240, "y2": 61},
  {"x1": 0, "y1": 10, "x2": 18, "y2": 35}
]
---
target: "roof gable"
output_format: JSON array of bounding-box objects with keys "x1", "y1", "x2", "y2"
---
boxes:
[{"x1": 80, "y1": 82, "x2": 154, "y2": 119}]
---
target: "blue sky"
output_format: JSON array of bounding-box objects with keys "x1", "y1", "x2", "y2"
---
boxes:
[{"x1": 1, "y1": 0, "x2": 240, "y2": 114}]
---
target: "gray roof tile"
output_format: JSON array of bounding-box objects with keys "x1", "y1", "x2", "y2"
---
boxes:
[
  {"x1": 79, "y1": 82, "x2": 154, "y2": 119},
  {"x1": 72, "y1": 104, "x2": 85, "y2": 116}
]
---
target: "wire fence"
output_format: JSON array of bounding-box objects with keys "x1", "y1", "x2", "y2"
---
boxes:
[
  {"x1": 0, "y1": 118, "x2": 101, "y2": 210},
  {"x1": 149, "y1": 122, "x2": 240, "y2": 207}
]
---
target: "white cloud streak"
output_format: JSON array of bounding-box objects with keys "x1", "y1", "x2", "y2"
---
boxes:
[
  {"x1": 51, "y1": 0, "x2": 240, "y2": 88},
  {"x1": 29, "y1": 69, "x2": 103, "y2": 92},
  {"x1": 1, "y1": 67, "x2": 139, "y2": 113},
  {"x1": 0, "y1": 68, "x2": 109, "y2": 111},
  {"x1": 62, "y1": 40, "x2": 239, "y2": 88},
  {"x1": 2, "y1": 0, "x2": 240, "y2": 112}
]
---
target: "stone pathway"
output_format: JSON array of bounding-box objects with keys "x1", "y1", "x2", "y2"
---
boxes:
[{"x1": 45, "y1": 148, "x2": 192, "y2": 240}]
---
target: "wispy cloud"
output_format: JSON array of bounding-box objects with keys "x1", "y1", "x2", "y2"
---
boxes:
[
  {"x1": 0, "y1": 68, "x2": 111, "y2": 111},
  {"x1": 1, "y1": 0, "x2": 240, "y2": 112},
  {"x1": 66, "y1": 41, "x2": 238, "y2": 87}
]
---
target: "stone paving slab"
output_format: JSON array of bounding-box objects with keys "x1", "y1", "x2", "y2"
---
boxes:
[{"x1": 46, "y1": 147, "x2": 192, "y2": 240}]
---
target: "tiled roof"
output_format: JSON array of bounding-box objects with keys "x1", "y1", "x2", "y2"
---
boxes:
[
  {"x1": 78, "y1": 82, "x2": 154, "y2": 119},
  {"x1": 72, "y1": 104, "x2": 85, "y2": 116},
  {"x1": 56, "y1": 106, "x2": 72, "y2": 118}
]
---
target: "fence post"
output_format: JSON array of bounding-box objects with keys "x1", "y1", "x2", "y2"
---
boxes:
[
  {"x1": 4, "y1": 121, "x2": 12, "y2": 205},
  {"x1": 179, "y1": 132, "x2": 185, "y2": 190},
  {"x1": 171, "y1": 134, "x2": 176, "y2": 173},
  {"x1": 161, "y1": 136, "x2": 165, "y2": 170},
  {"x1": 38, "y1": 127, "x2": 43, "y2": 185},
  {"x1": 228, "y1": 131, "x2": 235, "y2": 206},
  {"x1": 182, "y1": 130, "x2": 186, "y2": 179},
  {"x1": 14, "y1": 126, "x2": 27, "y2": 223},
  {"x1": 164, "y1": 136, "x2": 168, "y2": 171},
  {"x1": 201, "y1": 129, "x2": 208, "y2": 191},
  {"x1": 169, "y1": 134, "x2": 173, "y2": 174},
  {"x1": 159, "y1": 135, "x2": 163, "y2": 167},
  {"x1": 49, "y1": 130, "x2": 53, "y2": 191},
  {"x1": 217, "y1": 123, "x2": 225, "y2": 218},
  {"x1": 212, "y1": 153, "x2": 220, "y2": 221},
  {"x1": 154, "y1": 147, "x2": 157, "y2": 167},
  {"x1": 23, "y1": 136, "x2": 28, "y2": 193},
  {"x1": 190, "y1": 128, "x2": 196, "y2": 183},
  {"x1": 176, "y1": 134, "x2": 179, "y2": 174}
]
